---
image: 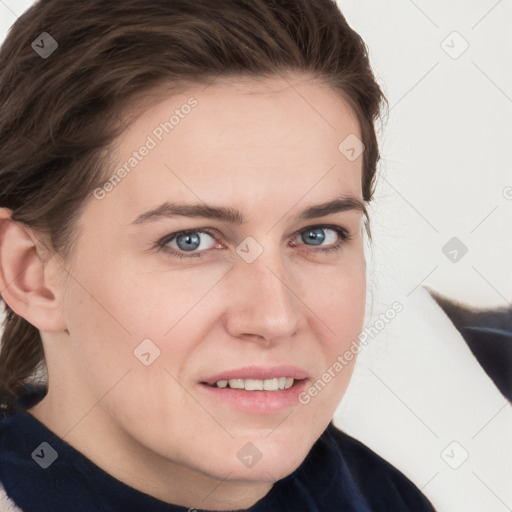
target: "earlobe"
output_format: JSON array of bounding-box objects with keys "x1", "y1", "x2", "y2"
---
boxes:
[{"x1": 0, "y1": 208, "x2": 67, "y2": 332}]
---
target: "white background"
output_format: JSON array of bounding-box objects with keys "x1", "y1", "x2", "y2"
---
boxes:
[{"x1": 336, "y1": 0, "x2": 512, "y2": 309}]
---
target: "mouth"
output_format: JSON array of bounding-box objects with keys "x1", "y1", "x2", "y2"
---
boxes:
[
  {"x1": 204, "y1": 377, "x2": 298, "y2": 391},
  {"x1": 198, "y1": 366, "x2": 309, "y2": 413}
]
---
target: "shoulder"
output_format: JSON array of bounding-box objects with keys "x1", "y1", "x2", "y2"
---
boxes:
[
  {"x1": 0, "y1": 392, "x2": 46, "y2": 512},
  {"x1": 0, "y1": 413, "x2": 24, "y2": 512},
  {"x1": 324, "y1": 423, "x2": 436, "y2": 511}
]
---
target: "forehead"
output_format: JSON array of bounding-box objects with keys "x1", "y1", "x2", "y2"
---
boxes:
[{"x1": 94, "y1": 75, "x2": 364, "y2": 223}]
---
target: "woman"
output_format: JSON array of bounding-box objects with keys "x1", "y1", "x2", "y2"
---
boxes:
[{"x1": 0, "y1": 0, "x2": 437, "y2": 510}]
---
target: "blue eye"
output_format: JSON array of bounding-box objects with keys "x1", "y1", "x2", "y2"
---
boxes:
[
  {"x1": 293, "y1": 225, "x2": 352, "y2": 254},
  {"x1": 161, "y1": 230, "x2": 217, "y2": 255},
  {"x1": 175, "y1": 232, "x2": 201, "y2": 251},
  {"x1": 157, "y1": 224, "x2": 350, "y2": 260},
  {"x1": 301, "y1": 228, "x2": 326, "y2": 245}
]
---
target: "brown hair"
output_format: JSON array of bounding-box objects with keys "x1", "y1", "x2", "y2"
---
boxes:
[{"x1": 0, "y1": 0, "x2": 386, "y2": 410}]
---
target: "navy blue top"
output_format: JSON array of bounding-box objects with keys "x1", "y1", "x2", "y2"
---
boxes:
[{"x1": 0, "y1": 400, "x2": 436, "y2": 512}]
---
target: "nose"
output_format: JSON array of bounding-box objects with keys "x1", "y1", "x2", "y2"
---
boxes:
[{"x1": 224, "y1": 249, "x2": 303, "y2": 345}]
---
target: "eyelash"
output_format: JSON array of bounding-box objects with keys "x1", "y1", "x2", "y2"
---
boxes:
[{"x1": 155, "y1": 224, "x2": 353, "y2": 260}]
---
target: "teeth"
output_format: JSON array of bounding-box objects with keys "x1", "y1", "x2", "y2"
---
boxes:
[
  {"x1": 214, "y1": 377, "x2": 295, "y2": 391},
  {"x1": 228, "y1": 379, "x2": 244, "y2": 389},
  {"x1": 263, "y1": 378, "x2": 279, "y2": 391},
  {"x1": 244, "y1": 379, "x2": 263, "y2": 391}
]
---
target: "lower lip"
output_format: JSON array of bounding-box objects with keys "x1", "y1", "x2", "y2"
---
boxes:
[{"x1": 197, "y1": 379, "x2": 309, "y2": 413}]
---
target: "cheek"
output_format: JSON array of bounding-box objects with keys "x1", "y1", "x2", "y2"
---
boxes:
[
  {"x1": 59, "y1": 256, "x2": 224, "y2": 390},
  {"x1": 302, "y1": 249, "x2": 366, "y2": 342},
  {"x1": 298, "y1": 252, "x2": 366, "y2": 403},
  {"x1": 99, "y1": 256, "x2": 230, "y2": 337},
  {"x1": 61, "y1": 276, "x2": 136, "y2": 396},
  {"x1": 328, "y1": 267, "x2": 366, "y2": 341}
]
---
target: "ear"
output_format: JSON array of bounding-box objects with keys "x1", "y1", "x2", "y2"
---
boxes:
[{"x1": 0, "y1": 208, "x2": 67, "y2": 332}]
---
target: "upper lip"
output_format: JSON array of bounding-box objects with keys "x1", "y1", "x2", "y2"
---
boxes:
[{"x1": 201, "y1": 365, "x2": 309, "y2": 385}]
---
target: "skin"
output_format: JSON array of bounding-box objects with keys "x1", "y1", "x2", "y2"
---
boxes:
[{"x1": 0, "y1": 74, "x2": 367, "y2": 509}]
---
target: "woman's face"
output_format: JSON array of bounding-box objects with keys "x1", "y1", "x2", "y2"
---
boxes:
[{"x1": 49, "y1": 75, "x2": 366, "y2": 498}]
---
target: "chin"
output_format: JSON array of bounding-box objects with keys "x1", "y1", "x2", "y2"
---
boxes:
[
  {"x1": 203, "y1": 449, "x2": 308, "y2": 484},
  {"x1": 206, "y1": 431, "x2": 315, "y2": 482}
]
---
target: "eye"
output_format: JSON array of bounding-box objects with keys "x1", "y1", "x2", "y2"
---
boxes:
[
  {"x1": 156, "y1": 224, "x2": 352, "y2": 260},
  {"x1": 300, "y1": 227, "x2": 338, "y2": 246},
  {"x1": 291, "y1": 225, "x2": 351, "y2": 254},
  {"x1": 159, "y1": 229, "x2": 218, "y2": 257}
]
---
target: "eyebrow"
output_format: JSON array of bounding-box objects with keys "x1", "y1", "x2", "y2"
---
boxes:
[{"x1": 131, "y1": 195, "x2": 367, "y2": 226}]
